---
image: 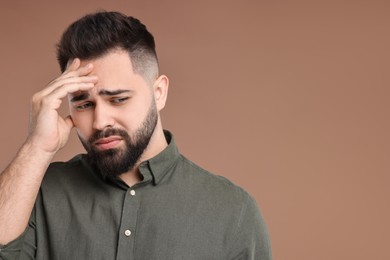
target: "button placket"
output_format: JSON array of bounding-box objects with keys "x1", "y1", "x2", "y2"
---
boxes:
[{"x1": 116, "y1": 188, "x2": 141, "y2": 258}]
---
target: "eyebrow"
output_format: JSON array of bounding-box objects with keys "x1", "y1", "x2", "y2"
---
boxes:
[
  {"x1": 70, "y1": 89, "x2": 132, "y2": 102},
  {"x1": 98, "y1": 89, "x2": 131, "y2": 96},
  {"x1": 70, "y1": 93, "x2": 90, "y2": 102}
]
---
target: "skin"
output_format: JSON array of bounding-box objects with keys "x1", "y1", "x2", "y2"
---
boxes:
[
  {"x1": 70, "y1": 49, "x2": 169, "y2": 184},
  {"x1": 0, "y1": 48, "x2": 169, "y2": 244}
]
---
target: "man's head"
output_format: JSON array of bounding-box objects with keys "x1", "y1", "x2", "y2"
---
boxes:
[
  {"x1": 57, "y1": 11, "x2": 159, "y2": 85},
  {"x1": 59, "y1": 12, "x2": 168, "y2": 179}
]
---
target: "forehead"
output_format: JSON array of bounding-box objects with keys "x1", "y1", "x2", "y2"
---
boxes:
[
  {"x1": 69, "y1": 49, "x2": 150, "y2": 98},
  {"x1": 80, "y1": 49, "x2": 134, "y2": 80}
]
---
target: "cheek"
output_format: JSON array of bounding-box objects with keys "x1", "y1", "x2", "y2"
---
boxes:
[
  {"x1": 71, "y1": 112, "x2": 93, "y2": 138},
  {"x1": 75, "y1": 124, "x2": 92, "y2": 143}
]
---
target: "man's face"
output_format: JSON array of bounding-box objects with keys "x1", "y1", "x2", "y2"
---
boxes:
[{"x1": 68, "y1": 49, "x2": 158, "y2": 178}]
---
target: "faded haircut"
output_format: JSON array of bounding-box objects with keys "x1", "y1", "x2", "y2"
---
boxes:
[{"x1": 56, "y1": 11, "x2": 159, "y2": 85}]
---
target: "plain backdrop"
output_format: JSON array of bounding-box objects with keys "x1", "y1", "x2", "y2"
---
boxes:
[{"x1": 0, "y1": 1, "x2": 389, "y2": 259}]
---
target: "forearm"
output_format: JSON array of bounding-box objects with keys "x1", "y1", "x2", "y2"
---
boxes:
[
  {"x1": 0, "y1": 140, "x2": 54, "y2": 245},
  {"x1": 0, "y1": 59, "x2": 95, "y2": 246}
]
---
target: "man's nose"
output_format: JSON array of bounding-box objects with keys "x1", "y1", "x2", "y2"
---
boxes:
[{"x1": 92, "y1": 103, "x2": 115, "y2": 130}]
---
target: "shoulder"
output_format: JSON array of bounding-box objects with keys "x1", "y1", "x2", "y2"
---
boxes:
[
  {"x1": 42, "y1": 154, "x2": 95, "y2": 190},
  {"x1": 45, "y1": 154, "x2": 85, "y2": 178},
  {"x1": 175, "y1": 155, "x2": 256, "y2": 208},
  {"x1": 47, "y1": 154, "x2": 84, "y2": 171},
  {"x1": 175, "y1": 155, "x2": 271, "y2": 257}
]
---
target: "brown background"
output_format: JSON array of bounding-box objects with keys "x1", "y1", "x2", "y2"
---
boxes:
[{"x1": 0, "y1": 1, "x2": 389, "y2": 259}]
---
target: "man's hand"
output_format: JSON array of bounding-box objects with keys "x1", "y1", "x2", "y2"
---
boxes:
[
  {"x1": 27, "y1": 59, "x2": 97, "y2": 154},
  {"x1": 0, "y1": 58, "x2": 97, "y2": 245}
]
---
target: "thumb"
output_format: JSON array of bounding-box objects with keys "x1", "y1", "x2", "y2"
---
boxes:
[{"x1": 64, "y1": 115, "x2": 75, "y2": 130}]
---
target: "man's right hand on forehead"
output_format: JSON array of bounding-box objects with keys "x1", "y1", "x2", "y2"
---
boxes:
[{"x1": 26, "y1": 58, "x2": 98, "y2": 155}]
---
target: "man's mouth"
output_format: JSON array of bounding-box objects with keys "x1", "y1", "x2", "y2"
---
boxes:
[{"x1": 93, "y1": 136, "x2": 123, "y2": 150}]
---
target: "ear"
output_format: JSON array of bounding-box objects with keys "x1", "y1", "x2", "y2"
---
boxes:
[{"x1": 153, "y1": 75, "x2": 169, "y2": 111}]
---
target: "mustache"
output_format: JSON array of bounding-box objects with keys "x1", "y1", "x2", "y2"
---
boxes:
[{"x1": 88, "y1": 128, "x2": 129, "y2": 144}]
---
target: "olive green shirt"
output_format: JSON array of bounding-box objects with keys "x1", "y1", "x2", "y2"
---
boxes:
[{"x1": 0, "y1": 131, "x2": 271, "y2": 259}]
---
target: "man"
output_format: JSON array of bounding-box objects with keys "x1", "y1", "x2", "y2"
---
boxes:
[{"x1": 0, "y1": 11, "x2": 271, "y2": 259}]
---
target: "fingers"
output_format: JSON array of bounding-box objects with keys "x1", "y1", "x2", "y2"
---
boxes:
[
  {"x1": 62, "y1": 62, "x2": 94, "y2": 80},
  {"x1": 31, "y1": 59, "x2": 98, "y2": 114},
  {"x1": 41, "y1": 61, "x2": 95, "y2": 96},
  {"x1": 66, "y1": 58, "x2": 80, "y2": 72},
  {"x1": 33, "y1": 82, "x2": 95, "y2": 112},
  {"x1": 27, "y1": 59, "x2": 92, "y2": 153},
  {"x1": 64, "y1": 115, "x2": 75, "y2": 130},
  {"x1": 48, "y1": 81, "x2": 95, "y2": 109}
]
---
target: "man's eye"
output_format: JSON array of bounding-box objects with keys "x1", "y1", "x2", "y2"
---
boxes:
[
  {"x1": 76, "y1": 102, "x2": 94, "y2": 110},
  {"x1": 111, "y1": 97, "x2": 129, "y2": 104}
]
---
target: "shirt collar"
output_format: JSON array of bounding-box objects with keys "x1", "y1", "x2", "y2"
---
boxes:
[{"x1": 139, "y1": 130, "x2": 180, "y2": 185}]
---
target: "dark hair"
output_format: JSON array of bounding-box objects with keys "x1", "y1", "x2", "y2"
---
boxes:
[{"x1": 56, "y1": 11, "x2": 159, "y2": 83}]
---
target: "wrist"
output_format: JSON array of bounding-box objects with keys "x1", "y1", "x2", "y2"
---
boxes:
[{"x1": 22, "y1": 137, "x2": 57, "y2": 162}]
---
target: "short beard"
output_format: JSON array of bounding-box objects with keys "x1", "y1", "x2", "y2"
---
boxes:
[{"x1": 81, "y1": 102, "x2": 158, "y2": 179}]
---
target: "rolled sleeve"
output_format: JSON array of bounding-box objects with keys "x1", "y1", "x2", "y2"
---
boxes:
[{"x1": 0, "y1": 210, "x2": 36, "y2": 260}]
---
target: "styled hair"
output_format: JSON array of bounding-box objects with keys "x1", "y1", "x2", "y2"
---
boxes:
[{"x1": 56, "y1": 11, "x2": 159, "y2": 84}]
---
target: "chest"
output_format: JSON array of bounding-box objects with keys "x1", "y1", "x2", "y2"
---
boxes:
[{"x1": 35, "y1": 184, "x2": 235, "y2": 260}]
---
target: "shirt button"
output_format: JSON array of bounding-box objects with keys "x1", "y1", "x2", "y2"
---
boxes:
[
  {"x1": 124, "y1": 229, "x2": 131, "y2": 236},
  {"x1": 130, "y1": 190, "x2": 136, "y2": 196}
]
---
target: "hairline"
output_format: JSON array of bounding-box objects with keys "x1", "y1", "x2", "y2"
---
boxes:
[{"x1": 65, "y1": 47, "x2": 159, "y2": 87}]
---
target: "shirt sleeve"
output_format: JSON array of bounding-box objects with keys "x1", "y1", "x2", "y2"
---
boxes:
[
  {"x1": 227, "y1": 194, "x2": 272, "y2": 260},
  {"x1": 0, "y1": 208, "x2": 37, "y2": 260}
]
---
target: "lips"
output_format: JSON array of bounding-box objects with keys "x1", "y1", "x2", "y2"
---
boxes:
[{"x1": 94, "y1": 136, "x2": 123, "y2": 150}]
